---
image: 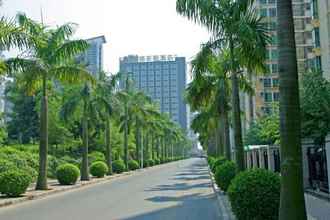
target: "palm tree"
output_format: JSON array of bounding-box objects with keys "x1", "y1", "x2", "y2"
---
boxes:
[
  {"x1": 94, "y1": 72, "x2": 120, "y2": 175},
  {"x1": 277, "y1": 0, "x2": 307, "y2": 219},
  {"x1": 61, "y1": 83, "x2": 96, "y2": 181},
  {"x1": 5, "y1": 14, "x2": 93, "y2": 189},
  {"x1": 177, "y1": 0, "x2": 269, "y2": 171}
]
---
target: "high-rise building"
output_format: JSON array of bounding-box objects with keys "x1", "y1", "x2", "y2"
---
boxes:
[
  {"x1": 310, "y1": 0, "x2": 330, "y2": 78},
  {"x1": 119, "y1": 55, "x2": 187, "y2": 131},
  {"x1": 250, "y1": 0, "x2": 314, "y2": 118},
  {"x1": 0, "y1": 78, "x2": 5, "y2": 114},
  {"x1": 78, "y1": 35, "x2": 106, "y2": 78}
]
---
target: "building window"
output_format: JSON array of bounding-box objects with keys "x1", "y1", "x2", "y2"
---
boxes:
[
  {"x1": 264, "y1": 92, "x2": 273, "y2": 102},
  {"x1": 269, "y1": 8, "x2": 277, "y2": 17},
  {"x1": 272, "y1": 78, "x2": 279, "y2": 87},
  {"x1": 263, "y1": 78, "x2": 272, "y2": 87},
  {"x1": 271, "y1": 64, "x2": 278, "y2": 73},
  {"x1": 273, "y1": 92, "x2": 280, "y2": 102},
  {"x1": 260, "y1": 8, "x2": 267, "y2": 17}
]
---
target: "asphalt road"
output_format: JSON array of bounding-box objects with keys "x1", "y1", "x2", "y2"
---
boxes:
[{"x1": 0, "y1": 158, "x2": 220, "y2": 220}]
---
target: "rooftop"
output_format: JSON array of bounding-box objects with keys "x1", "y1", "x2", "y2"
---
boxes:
[{"x1": 120, "y1": 55, "x2": 179, "y2": 63}]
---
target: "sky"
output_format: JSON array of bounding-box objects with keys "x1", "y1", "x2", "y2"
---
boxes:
[{"x1": 1, "y1": 0, "x2": 210, "y2": 74}]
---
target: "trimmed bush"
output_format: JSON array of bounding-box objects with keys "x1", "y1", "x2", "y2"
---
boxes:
[
  {"x1": 228, "y1": 169, "x2": 280, "y2": 220},
  {"x1": 214, "y1": 161, "x2": 237, "y2": 192},
  {"x1": 211, "y1": 157, "x2": 228, "y2": 173},
  {"x1": 90, "y1": 161, "x2": 108, "y2": 178},
  {"x1": 154, "y1": 158, "x2": 160, "y2": 165},
  {"x1": 128, "y1": 160, "x2": 140, "y2": 170},
  {"x1": 147, "y1": 159, "x2": 155, "y2": 167},
  {"x1": 56, "y1": 164, "x2": 80, "y2": 185},
  {"x1": 0, "y1": 170, "x2": 32, "y2": 197},
  {"x1": 112, "y1": 160, "x2": 125, "y2": 174}
]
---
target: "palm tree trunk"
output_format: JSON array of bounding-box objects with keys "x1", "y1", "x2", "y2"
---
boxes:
[
  {"x1": 278, "y1": 0, "x2": 307, "y2": 219},
  {"x1": 124, "y1": 107, "x2": 129, "y2": 170},
  {"x1": 135, "y1": 117, "x2": 140, "y2": 161},
  {"x1": 224, "y1": 110, "x2": 231, "y2": 160},
  {"x1": 81, "y1": 101, "x2": 90, "y2": 181},
  {"x1": 36, "y1": 76, "x2": 48, "y2": 190},
  {"x1": 230, "y1": 38, "x2": 245, "y2": 171},
  {"x1": 105, "y1": 118, "x2": 112, "y2": 175}
]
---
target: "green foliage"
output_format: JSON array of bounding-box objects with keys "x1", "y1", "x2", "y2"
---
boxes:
[
  {"x1": 5, "y1": 81, "x2": 39, "y2": 144},
  {"x1": 244, "y1": 111, "x2": 280, "y2": 146},
  {"x1": 211, "y1": 157, "x2": 228, "y2": 173},
  {"x1": 56, "y1": 164, "x2": 80, "y2": 185},
  {"x1": 147, "y1": 159, "x2": 155, "y2": 167},
  {"x1": 228, "y1": 169, "x2": 280, "y2": 220},
  {"x1": 300, "y1": 71, "x2": 330, "y2": 143},
  {"x1": 154, "y1": 158, "x2": 160, "y2": 165},
  {"x1": 112, "y1": 160, "x2": 125, "y2": 174},
  {"x1": 128, "y1": 160, "x2": 140, "y2": 170},
  {"x1": 90, "y1": 161, "x2": 108, "y2": 178},
  {"x1": 0, "y1": 170, "x2": 32, "y2": 197},
  {"x1": 88, "y1": 151, "x2": 105, "y2": 165},
  {"x1": 214, "y1": 161, "x2": 237, "y2": 192}
]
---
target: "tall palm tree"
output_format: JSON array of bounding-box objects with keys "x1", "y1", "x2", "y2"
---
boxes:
[
  {"x1": 94, "y1": 72, "x2": 120, "y2": 175},
  {"x1": 278, "y1": 0, "x2": 307, "y2": 219},
  {"x1": 5, "y1": 14, "x2": 93, "y2": 189},
  {"x1": 61, "y1": 83, "x2": 96, "y2": 181},
  {"x1": 177, "y1": 0, "x2": 269, "y2": 171}
]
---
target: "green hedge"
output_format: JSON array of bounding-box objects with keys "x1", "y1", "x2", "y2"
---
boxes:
[
  {"x1": 112, "y1": 160, "x2": 125, "y2": 174},
  {"x1": 56, "y1": 164, "x2": 80, "y2": 185},
  {"x1": 128, "y1": 160, "x2": 140, "y2": 170},
  {"x1": 228, "y1": 169, "x2": 280, "y2": 220},
  {"x1": 90, "y1": 161, "x2": 108, "y2": 178},
  {"x1": 88, "y1": 151, "x2": 105, "y2": 165},
  {"x1": 214, "y1": 161, "x2": 237, "y2": 192},
  {"x1": 0, "y1": 170, "x2": 32, "y2": 197},
  {"x1": 211, "y1": 157, "x2": 228, "y2": 173}
]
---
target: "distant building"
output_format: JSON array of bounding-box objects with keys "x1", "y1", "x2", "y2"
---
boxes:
[
  {"x1": 119, "y1": 55, "x2": 187, "y2": 131},
  {"x1": 78, "y1": 35, "x2": 106, "y2": 78},
  {"x1": 0, "y1": 78, "x2": 5, "y2": 114}
]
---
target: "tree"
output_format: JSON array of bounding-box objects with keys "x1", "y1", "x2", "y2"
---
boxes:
[
  {"x1": 177, "y1": 0, "x2": 269, "y2": 170},
  {"x1": 5, "y1": 14, "x2": 93, "y2": 189},
  {"x1": 300, "y1": 70, "x2": 330, "y2": 144},
  {"x1": 277, "y1": 0, "x2": 307, "y2": 219}
]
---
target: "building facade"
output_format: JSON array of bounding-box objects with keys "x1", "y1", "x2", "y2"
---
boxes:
[
  {"x1": 310, "y1": 0, "x2": 330, "y2": 78},
  {"x1": 78, "y1": 35, "x2": 106, "y2": 78},
  {"x1": 251, "y1": 0, "x2": 314, "y2": 117},
  {"x1": 119, "y1": 55, "x2": 187, "y2": 131}
]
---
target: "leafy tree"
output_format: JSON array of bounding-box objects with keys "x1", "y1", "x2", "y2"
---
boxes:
[
  {"x1": 300, "y1": 71, "x2": 330, "y2": 144},
  {"x1": 177, "y1": 0, "x2": 269, "y2": 171},
  {"x1": 5, "y1": 14, "x2": 93, "y2": 189},
  {"x1": 5, "y1": 80, "x2": 39, "y2": 144},
  {"x1": 278, "y1": 0, "x2": 307, "y2": 218}
]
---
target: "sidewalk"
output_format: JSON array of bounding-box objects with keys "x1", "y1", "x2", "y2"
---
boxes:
[{"x1": 306, "y1": 193, "x2": 330, "y2": 220}]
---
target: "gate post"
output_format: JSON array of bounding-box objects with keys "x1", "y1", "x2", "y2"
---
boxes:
[
  {"x1": 302, "y1": 138, "x2": 313, "y2": 189},
  {"x1": 267, "y1": 146, "x2": 275, "y2": 172},
  {"x1": 326, "y1": 134, "x2": 330, "y2": 192}
]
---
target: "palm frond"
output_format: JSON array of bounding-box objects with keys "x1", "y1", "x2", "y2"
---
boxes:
[
  {"x1": 51, "y1": 65, "x2": 95, "y2": 84},
  {"x1": 50, "y1": 40, "x2": 89, "y2": 64}
]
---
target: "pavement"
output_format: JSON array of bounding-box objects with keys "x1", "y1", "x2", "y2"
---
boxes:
[
  {"x1": 0, "y1": 158, "x2": 221, "y2": 220},
  {"x1": 306, "y1": 193, "x2": 330, "y2": 220}
]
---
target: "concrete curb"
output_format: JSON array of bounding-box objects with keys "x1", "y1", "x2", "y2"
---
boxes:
[
  {"x1": 0, "y1": 161, "x2": 177, "y2": 209},
  {"x1": 207, "y1": 165, "x2": 236, "y2": 220}
]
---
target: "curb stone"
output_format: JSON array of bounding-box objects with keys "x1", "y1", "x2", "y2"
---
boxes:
[
  {"x1": 0, "y1": 161, "x2": 174, "y2": 209},
  {"x1": 207, "y1": 164, "x2": 236, "y2": 220}
]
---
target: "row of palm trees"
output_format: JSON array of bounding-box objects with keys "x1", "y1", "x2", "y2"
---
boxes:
[
  {"x1": 0, "y1": 14, "x2": 189, "y2": 190},
  {"x1": 177, "y1": 0, "x2": 307, "y2": 219}
]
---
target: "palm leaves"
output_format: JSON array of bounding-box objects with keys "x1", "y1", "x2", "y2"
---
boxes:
[{"x1": 3, "y1": 14, "x2": 93, "y2": 189}]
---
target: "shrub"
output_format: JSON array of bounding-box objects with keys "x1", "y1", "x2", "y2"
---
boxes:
[
  {"x1": 154, "y1": 158, "x2": 160, "y2": 165},
  {"x1": 207, "y1": 156, "x2": 215, "y2": 167},
  {"x1": 56, "y1": 164, "x2": 80, "y2": 185},
  {"x1": 112, "y1": 160, "x2": 125, "y2": 174},
  {"x1": 0, "y1": 170, "x2": 32, "y2": 197},
  {"x1": 88, "y1": 151, "x2": 105, "y2": 165},
  {"x1": 128, "y1": 160, "x2": 140, "y2": 170},
  {"x1": 228, "y1": 169, "x2": 280, "y2": 220},
  {"x1": 211, "y1": 157, "x2": 228, "y2": 173},
  {"x1": 147, "y1": 159, "x2": 155, "y2": 167},
  {"x1": 214, "y1": 161, "x2": 237, "y2": 192},
  {"x1": 90, "y1": 161, "x2": 108, "y2": 178}
]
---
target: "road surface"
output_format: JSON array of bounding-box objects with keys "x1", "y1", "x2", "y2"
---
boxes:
[{"x1": 0, "y1": 158, "x2": 221, "y2": 220}]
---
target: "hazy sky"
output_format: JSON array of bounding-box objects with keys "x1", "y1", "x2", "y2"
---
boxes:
[{"x1": 1, "y1": 0, "x2": 210, "y2": 74}]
